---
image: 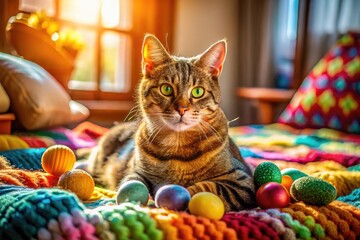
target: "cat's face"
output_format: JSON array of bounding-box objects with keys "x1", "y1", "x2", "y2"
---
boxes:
[{"x1": 139, "y1": 34, "x2": 227, "y2": 132}]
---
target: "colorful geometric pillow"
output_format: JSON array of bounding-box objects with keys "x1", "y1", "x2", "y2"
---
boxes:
[{"x1": 278, "y1": 32, "x2": 360, "y2": 134}]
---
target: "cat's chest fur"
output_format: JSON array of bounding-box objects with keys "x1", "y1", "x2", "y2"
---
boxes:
[{"x1": 131, "y1": 122, "x2": 231, "y2": 190}]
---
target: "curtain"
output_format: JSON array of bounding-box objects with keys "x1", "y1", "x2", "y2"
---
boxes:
[
  {"x1": 0, "y1": 0, "x2": 19, "y2": 53},
  {"x1": 237, "y1": 0, "x2": 360, "y2": 125},
  {"x1": 303, "y1": 0, "x2": 360, "y2": 75},
  {"x1": 238, "y1": 0, "x2": 279, "y2": 89},
  {"x1": 237, "y1": 0, "x2": 284, "y2": 124}
]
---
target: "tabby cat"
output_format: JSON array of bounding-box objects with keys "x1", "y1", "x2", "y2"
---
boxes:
[{"x1": 88, "y1": 34, "x2": 257, "y2": 211}]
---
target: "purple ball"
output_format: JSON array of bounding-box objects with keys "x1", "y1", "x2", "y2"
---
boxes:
[{"x1": 155, "y1": 184, "x2": 191, "y2": 211}]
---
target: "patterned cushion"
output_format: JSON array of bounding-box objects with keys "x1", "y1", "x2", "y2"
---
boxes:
[{"x1": 278, "y1": 32, "x2": 360, "y2": 133}]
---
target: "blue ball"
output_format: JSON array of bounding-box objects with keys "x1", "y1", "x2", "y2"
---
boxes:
[
  {"x1": 116, "y1": 180, "x2": 149, "y2": 205},
  {"x1": 155, "y1": 184, "x2": 191, "y2": 211}
]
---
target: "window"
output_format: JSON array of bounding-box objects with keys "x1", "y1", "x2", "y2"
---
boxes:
[
  {"x1": 19, "y1": 0, "x2": 132, "y2": 100},
  {"x1": 18, "y1": 0, "x2": 175, "y2": 101}
]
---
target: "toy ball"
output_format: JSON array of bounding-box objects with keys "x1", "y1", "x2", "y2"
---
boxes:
[
  {"x1": 42, "y1": 145, "x2": 76, "y2": 176},
  {"x1": 256, "y1": 182, "x2": 290, "y2": 209},
  {"x1": 188, "y1": 192, "x2": 225, "y2": 220},
  {"x1": 57, "y1": 169, "x2": 95, "y2": 201},
  {"x1": 254, "y1": 162, "x2": 282, "y2": 189},
  {"x1": 155, "y1": 184, "x2": 191, "y2": 211},
  {"x1": 290, "y1": 176, "x2": 337, "y2": 206},
  {"x1": 74, "y1": 161, "x2": 89, "y2": 172},
  {"x1": 281, "y1": 175, "x2": 293, "y2": 192},
  {"x1": 281, "y1": 168, "x2": 308, "y2": 181},
  {"x1": 117, "y1": 180, "x2": 149, "y2": 205}
]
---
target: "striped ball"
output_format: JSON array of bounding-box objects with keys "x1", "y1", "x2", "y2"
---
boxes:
[{"x1": 41, "y1": 145, "x2": 76, "y2": 176}]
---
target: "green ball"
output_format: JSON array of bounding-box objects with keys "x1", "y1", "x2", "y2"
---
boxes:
[
  {"x1": 290, "y1": 176, "x2": 337, "y2": 206},
  {"x1": 116, "y1": 180, "x2": 149, "y2": 205},
  {"x1": 254, "y1": 162, "x2": 282, "y2": 189},
  {"x1": 281, "y1": 168, "x2": 308, "y2": 181}
]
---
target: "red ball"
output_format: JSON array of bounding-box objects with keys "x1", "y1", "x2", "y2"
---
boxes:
[{"x1": 256, "y1": 182, "x2": 290, "y2": 209}]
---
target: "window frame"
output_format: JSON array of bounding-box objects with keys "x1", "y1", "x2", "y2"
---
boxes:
[{"x1": 51, "y1": 0, "x2": 175, "y2": 101}]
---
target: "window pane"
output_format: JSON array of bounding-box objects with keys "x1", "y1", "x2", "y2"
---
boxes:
[
  {"x1": 59, "y1": 0, "x2": 99, "y2": 25},
  {"x1": 69, "y1": 29, "x2": 97, "y2": 90},
  {"x1": 19, "y1": 0, "x2": 55, "y2": 16},
  {"x1": 100, "y1": 32, "x2": 131, "y2": 92},
  {"x1": 101, "y1": 0, "x2": 132, "y2": 29}
]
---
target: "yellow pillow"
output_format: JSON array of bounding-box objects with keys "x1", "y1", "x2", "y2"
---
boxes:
[{"x1": 0, "y1": 135, "x2": 29, "y2": 151}]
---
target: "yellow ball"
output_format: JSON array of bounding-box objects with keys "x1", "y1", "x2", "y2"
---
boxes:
[
  {"x1": 42, "y1": 145, "x2": 76, "y2": 176},
  {"x1": 57, "y1": 169, "x2": 95, "y2": 201},
  {"x1": 188, "y1": 192, "x2": 225, "y2": 220}
]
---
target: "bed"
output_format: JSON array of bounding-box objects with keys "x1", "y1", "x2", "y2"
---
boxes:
[{"x1": 0, "y1": 32, "x2": 359, "y2": 239}]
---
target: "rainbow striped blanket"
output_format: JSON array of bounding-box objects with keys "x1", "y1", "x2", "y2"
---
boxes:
[{"x1": 0, "y1": 122, "x2": 359, "y2": 239}]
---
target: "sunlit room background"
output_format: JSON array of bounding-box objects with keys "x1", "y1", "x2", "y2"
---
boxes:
[{"x1": 2, "y1": 0, "x2": 358, "y2": 126}]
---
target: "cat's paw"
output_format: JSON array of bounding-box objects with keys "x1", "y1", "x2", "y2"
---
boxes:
[{"x1": 186, "y1": 186, "x2": 197, "y2": 196}]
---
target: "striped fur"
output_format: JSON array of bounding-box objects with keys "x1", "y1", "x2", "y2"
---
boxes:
[{"x1": 88, "y1": 34, "x2": 257, "y2": 211}]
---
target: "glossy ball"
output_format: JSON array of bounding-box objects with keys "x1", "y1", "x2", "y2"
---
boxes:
[
  {"x1": 256, "y1": 182, "x2": 290, "y2": 209},
  {"x1": 117, "y1": 180, "x2": 149, "y2": 205},
  {"x1": 42, "y1": 145, "x2": 76, "y2": 176},
  {"x1": 57, "y1": 169, "x2": 95, "y2": 201},
  {"x1": 188, "y1": 192, "x2": 225, "y2": 220},
  {"x1": 155, "y1": 185, "x2": 191, "y2": 211},
  {"x1": 281, "y1": 175, "x2": 294, "y2": 192}
]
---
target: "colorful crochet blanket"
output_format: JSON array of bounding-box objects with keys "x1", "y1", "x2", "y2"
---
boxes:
[
  {"x1": 0, "y1": 122, "x2": 360, "y2": 239},
  {"x1": 0, "y1": 121, "x2": 107, "y2": 151}
]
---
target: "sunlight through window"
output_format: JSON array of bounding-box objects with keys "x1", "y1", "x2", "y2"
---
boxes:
[
  {"x1": 101, "y1": 32, "x2": 131, "y2": 92},
  {"x1": 19, "y1": 0, "x2": 55, "y2": 16},
  {"x1": 59, "y1": 0, "x2": 99, "y2": 25},
  {"x1": 56, "y1": 0, "x2": 132, "y2": 93},
  {"x1": 101, "y1": 0, "x2": 120, "y2": 28}
]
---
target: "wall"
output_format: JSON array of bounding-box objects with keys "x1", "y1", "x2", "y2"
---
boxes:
[{"x1": 173, "y1": 0, "x2": 241, "y2": 124}]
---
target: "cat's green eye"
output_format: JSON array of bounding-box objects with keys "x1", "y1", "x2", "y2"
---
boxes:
[
  {"x1": 191, "y1": 87, "x2": 205, "y2": 98},
  {"x1": 160, "y1": 84, "x2": 173, "y2": 96}
]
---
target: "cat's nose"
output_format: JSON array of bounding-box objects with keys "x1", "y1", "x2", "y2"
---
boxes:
[{"x1": 178, "y1": 106, "x2": 188, "y2": 116}]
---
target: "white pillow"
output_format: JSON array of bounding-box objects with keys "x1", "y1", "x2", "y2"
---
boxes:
[{"x1": 0, "y1": 53, "x2": 89, "y2": 130}]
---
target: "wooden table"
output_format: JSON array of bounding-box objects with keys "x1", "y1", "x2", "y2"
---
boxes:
[
  {"x1": 0, "y1": 113, "x2": 15, "y2": 134},
  {"x1": 236, "y1": 87, "x2": 295, "y2": 124}
]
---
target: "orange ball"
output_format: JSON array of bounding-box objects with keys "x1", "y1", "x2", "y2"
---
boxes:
[
  {"x1": 281, "y1": 175, "x2": 294, "y2": 192},
  {"x1": 42, "y1": 145, "x2": 76, "y2": 176},
  {"x1": 57, "y1": 169, "x2": 95, "y2": 201}
]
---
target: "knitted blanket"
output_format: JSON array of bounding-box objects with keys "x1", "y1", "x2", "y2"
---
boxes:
[
  {"x1": 230, "y1": 123, "x2": 360, "y2": 167},
  {"x1": 0, "y1": 122, "x2": 360, "y2": 239},
  {"x1": 0, "y1": 121, "x2": 107, "y2": 151}
]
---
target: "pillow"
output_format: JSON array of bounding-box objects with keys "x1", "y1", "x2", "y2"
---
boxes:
[
  {"x1": 0, "y1": 53, "x2": 89, "y2": 130},
  {"x1": 0, "y1": 135, "x2": 29, "y2": 151},
  {"x1": 278, "y1": 32, "x2": 360, "y2": 134},
  {"x1": 0, "y1": 83, "x2": 10, "y2": 113}
]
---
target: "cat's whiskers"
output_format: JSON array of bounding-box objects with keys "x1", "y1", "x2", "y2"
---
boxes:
[
  {"x1": 199, "y1": 120, "x2": 223, "y2": 144},
  {"x1": 141, "y1": 120, "x2": 164, "y2": 145},
  {"x1": 124, "y1": 105, "x2": 142, "y2": 121},
  {"x1": 196, "y1": 124, "x2": 210, "y2": 153},
  {"x1": 149, "y1": 124, "x2": 167, "y2": 145}
]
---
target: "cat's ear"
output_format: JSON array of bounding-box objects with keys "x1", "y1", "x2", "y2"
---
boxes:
[
  {"x1": 195, "y1": 40, "x2": 227, "y2": 77},
  {"x1": 142, "y1": 34, "x2": 171, "y2": 75}
]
